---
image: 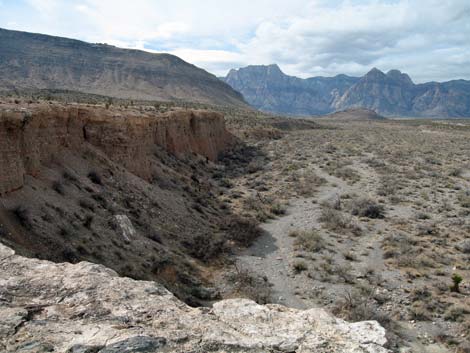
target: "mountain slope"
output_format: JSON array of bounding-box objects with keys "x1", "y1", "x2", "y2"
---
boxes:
[
  {"x1": 224, "y1": 65, "x2": 470, "y2": 117},
  {"x1": 333, "y1": 68, "x2": 416, "y2": 116},
  {"x1": 224, "y1": 64, "x2": 359, "y2": 115},
  {"x1": 0, "y1": 28, "x2": 247, "y2": 107}
]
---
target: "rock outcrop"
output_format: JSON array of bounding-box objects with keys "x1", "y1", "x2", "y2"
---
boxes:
[
  {"x1": 0, "y1": 243, "x2": 390, "y2": 352},
  {"x1": 0, "y1": 105, "x2": 234, "y2": 194}
]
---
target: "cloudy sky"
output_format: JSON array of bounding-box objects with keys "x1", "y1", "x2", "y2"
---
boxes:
[{"x1": 1, "y1": 0, "x2": 469, "y2": 82}]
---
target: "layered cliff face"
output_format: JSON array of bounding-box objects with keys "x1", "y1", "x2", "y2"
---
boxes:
[
  {"x1": 0, "y1": 103, "x2": 238, "y2": 305},
  {"x1": 0, "y1": 28, "x2": 247, "y2": 108},
  {"x1": 0, "y1": 243, "x2": 390, "y2": 353},
  {"x1": 223, "y1": 65, "x2": 470, "y2": 117},
  {"x1": 0, "y1": 105, "x2": 234, "y2": 195}
]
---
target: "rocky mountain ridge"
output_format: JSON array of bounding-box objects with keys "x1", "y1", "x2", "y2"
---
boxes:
[
  {"x1": 224, "y1": 65, "x2": 470, "y2": 117},
  {"x1": 224, "y1": 64, "x2": 359, "y2": 115},
  {"x1": 0, "y1": 28, "x2": 247, "y2": 108},
  {"x1": 0, "y1": 242, "x2": 390, "y2": 352}
]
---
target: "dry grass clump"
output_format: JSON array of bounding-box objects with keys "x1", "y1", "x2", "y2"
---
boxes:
[
  {"x1": 335, "y1": 166, "x2": 361, "y2": 183},
  {"x1": 221, "y1": 215, "x2": 263, "y2": 246},
  {"x1": 295, "y1": 170, "x2": 327, "y2": 197},
  {"x1": 350, "y1": 197, "x2": 385, "y2": 219},
  {"x1": 12, "y1": 206, "x2": 33, "y2": 230},
  {"x1": 293, "y1": 260, "x2": 308, "y2": 273},
  {"x1": 457, "y1": 240, "x2": 470, "y2": 254},
  {"x1": 457, "y1": 191, "x2": 470, "y2": 208},
  {"x1": 377, "y1": 175, "x2": 399, "y2": 197},
  {"x1": 332, "y1": 288, "x2": 393, "y2": 330},
  {"x1": 228, "y1": 266, "x2": 272, "y2": 304},
  {"x1": 244, "y1": 195, "x2": 287, "y2": 221},
  {"x1": 184, "y1": 233, "x2": 226, "y2": 262},
  {"x1": 292, "y1": 229, "x2": 325, "y2": 252},
  {"x1": 319, "y1": 207, "x2": 361, "y2": 235}
]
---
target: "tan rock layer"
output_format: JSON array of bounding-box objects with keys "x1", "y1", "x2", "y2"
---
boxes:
[{"x1": 0, "y1": 106, "x2": 234, "y2": 194}]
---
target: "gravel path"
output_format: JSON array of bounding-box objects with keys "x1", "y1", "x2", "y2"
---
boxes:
[{"x1": 237, "y1": 168, "x2": 350, "y2": 309}]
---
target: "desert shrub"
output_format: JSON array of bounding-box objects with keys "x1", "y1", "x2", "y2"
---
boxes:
[
  {"x1": 335, "y1": 263, "x2": 354, "y2": 283},
  {"x1": 184, "y1": 233, "x2": 226, "y2": 262},
  {"x1": 451, "y1": 274, "x2": 463, "y2": 293},
  {"x1": 409, "y1": 303, "x2": 432, "y2": 321},
  {"x1": 377, "y1": 176, "x2": 398, "y2": 196},
  {"x1": 409, "y1": 286, "x2": 432, "y2": 302},
  {"x1": 293, "y1": 260, "x2": 308, "y2": 273},
  {"x1": 321, "y1": 195, "x2": 342, "y2": 210},
  {"x1": 52, "y1": 180, "x2": 65, "y2": 195},
  {"x1": 293, "y1": 229, "x2": 324, "y2": 252},
  {"x1": 12, "y1": 206, "x2": 32, "y2": 229},
  {"x1": 270, "y1": 202, "x2": 287, "y2": 216},
  {"x1": 416, "y1": 212, "x2": 431, "y2": 220},
  {"x1": 458, "y1": 191, "x2": 470, "y2": 208},
  {"x1": 333, "y1": 289, "x2": 392, "y2": 329},
  {"x1": 222, "y1": 215, "x2": 263, "y2": 246},
  {"x1": 228, "y1": 266, "x2": 272, "y2": 304},
  {"x1": 364, "y1": 157, "x2": 386, "y2": 168},
  {"x1": 288, "y1": 230, "x2": 300, "y2": 237},
  {"x1": 61, "y1": 248, "x2": 79, "y2": 263},
  {"x1": 343, "y1": 251, "x2": 357, "y2": 261},
  {"x1": 444, "y1": 305, "x2": 469, "y2": 322},
  {"x1": 87, "y1": 170, "x2": 103, "y2": 185},
  {"x1": 246, "y1": 160, "x2": 264, "y2": 174},
  {"x1": 63, "y1": 170, "x2": 78, "y2": 182},
  {"x1": 335, "y1": 167, "x2": 360, "y2": 183},
  {"x1": 416, "y1": 223, "x2": 439, "y2": 236},
  {"x1": 449, "y1": 168, "x2": 463, "y2": 177},
  {"x1": 91, "y1": 193, "x2": 109, "y2": 209},
  {"x1": 78, "y1": 198, "x2": 95, "y2": 211},
  {"x1": 219, "y1": 178, "x2": 233, "y2": 188},
  {"x1": 59, "y1": 225, "x2": 74, "y2": 237},
  {"x1": 350, "y1": 198, "x2": 385, "y2": 219},
  {"x1": 458, "y1": 240, "x2": 470, "y2": 254},
  {"x1": 244, "y1": 196, "x2": 271, "y2": 221},
  {"x1": 297, "y1": 171, "x2": 327, "y2": 196},
  {"x1": 83, "y1": 215, "x2": 94, "y2": 229},
  {"x1": 319, "y1": 208, "x2": 361, "y2": 235}
]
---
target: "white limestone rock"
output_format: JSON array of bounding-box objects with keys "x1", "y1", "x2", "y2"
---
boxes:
[{"x1": 0, "y1": 243, "x2": 390, "y2": 353}]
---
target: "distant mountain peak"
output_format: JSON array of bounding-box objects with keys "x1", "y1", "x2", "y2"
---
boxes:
[
  {"x1": 386, "y1": 69, "x2": 403, "y2": 75},
  {"x1": 223, "y1": 64, "x2": 470, "y2": 118},
  {"x1": 238, "y1": 64, "x2": 284, "y2": 75},
  {"x1": 365, "y1": 67, "x2": 386, "y2": 78},
  {"x1": 386, "y1": 69, "x2": 414, "y2": 85}
]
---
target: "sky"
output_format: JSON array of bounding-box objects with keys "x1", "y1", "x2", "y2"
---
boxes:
[{"x1": 1, "y1": 0, "x2": 469, "y2": 82}]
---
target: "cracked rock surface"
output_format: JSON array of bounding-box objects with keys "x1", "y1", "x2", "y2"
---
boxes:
[{"x1": 0, "y1": 243, "x2": 390, "y2": 352}]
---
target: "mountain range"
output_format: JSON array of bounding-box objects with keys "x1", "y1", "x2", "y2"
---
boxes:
[
  {"x1": 0, "y1": 28, "x2": 247, "y2": 107},
  {"x1": 223, "y1": 65, "x2": 470, "y2": 117}
]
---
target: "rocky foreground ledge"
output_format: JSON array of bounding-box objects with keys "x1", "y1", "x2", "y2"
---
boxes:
[{"x1": 0, "y1": 243, "x2": 389, "y2": 353}]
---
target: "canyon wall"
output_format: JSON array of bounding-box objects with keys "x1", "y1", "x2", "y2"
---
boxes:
[{"x1": 0, "y1": 105, "x2": 234, "y2": 194}]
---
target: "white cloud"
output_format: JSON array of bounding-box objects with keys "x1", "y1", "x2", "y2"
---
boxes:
[
  {"x1": 1, "y1": 0, "x2": 470, "y2": 81},
  {"x1": 234, "y1": 0, "x2": 470, "y2": 81}
]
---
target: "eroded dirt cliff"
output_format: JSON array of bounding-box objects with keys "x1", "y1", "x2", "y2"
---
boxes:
[
  {"x1": 0, "y1": 102, "x2": 242, "y2": 306},
  {"x1": 0, "y1": 104, "x2": 234, "y2": 194}
]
